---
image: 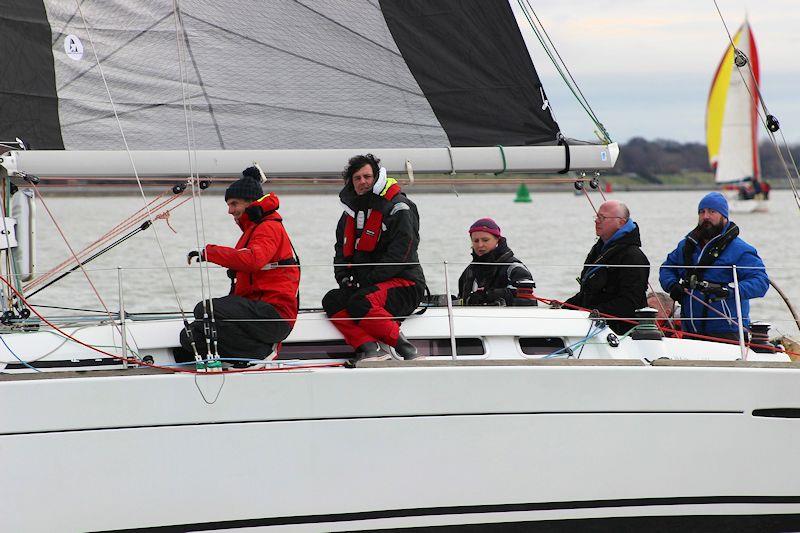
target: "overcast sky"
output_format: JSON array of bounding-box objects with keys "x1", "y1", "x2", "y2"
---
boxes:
[{"x1": 512, "y1": 0, "x2": 800, "y2": 144}]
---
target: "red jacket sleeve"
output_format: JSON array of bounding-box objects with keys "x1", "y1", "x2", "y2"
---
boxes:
[{"x1": 205, "y1": 223, "x2": 282, "y2": 272}]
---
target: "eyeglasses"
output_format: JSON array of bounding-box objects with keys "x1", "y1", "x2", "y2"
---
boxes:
[{"x1": 594, "y1": 215, "x2": 624, "y2": 222}]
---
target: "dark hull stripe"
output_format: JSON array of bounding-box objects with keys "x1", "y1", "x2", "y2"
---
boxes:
[
  {"x1": 0, "y1": 410, "x2": 743, "y2": 437},
  {"x1": 377, "y1": 514, "x2": 800, "y2": 533},
  {"x1": 0, "y1": 1, "x2": 64, "y2": 149},
  {"x1": 379, "y1": 0, "x2": 560, "y2": 147},
  {"x1": 95, "y1": 499, "x2": 800, "y2": 532}
]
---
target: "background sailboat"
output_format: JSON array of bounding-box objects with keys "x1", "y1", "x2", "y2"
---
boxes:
[{"x1": 706, "y1": 19, "x2": 769, "y2": 213}]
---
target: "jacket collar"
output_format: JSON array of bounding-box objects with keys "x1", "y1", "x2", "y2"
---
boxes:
[
  {"x1": 339, "y1": 167, "x2": 401, "y2": 212},
  {"x1": 600, "y1": 219, "x2": 639, "y2": 251},
  {"x1": 237, "y1": 193, "x2": 281, "y2": 231}
]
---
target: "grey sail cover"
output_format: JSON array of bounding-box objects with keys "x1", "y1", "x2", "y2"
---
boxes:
[{"x1": 1, "y1": 0, "x2": 560, "y2": 151}]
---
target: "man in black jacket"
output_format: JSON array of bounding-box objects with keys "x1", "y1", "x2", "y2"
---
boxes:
[
  {"x1": 564, "y1": 200, "x2": 649, "y2": 334},
  {"x1": 322, "y1": 154, "x2": 425, "y2": 362}
]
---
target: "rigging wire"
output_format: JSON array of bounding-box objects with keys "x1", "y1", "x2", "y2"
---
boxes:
[
  {"x1": 23, "y1": 191, "x2": 189, "y2": 292},
  {"x1": 710, "y1": 0, "x2": 800, "y2": 210},
  {"x1": 523, "y1": 0, "x2": 610, "y2": 141},
  {"x1": 516, "y1": 0, "x2": 611, "y2": 143},
  {"x1": 72, "y1": 0, "x2": 193, "y2": 330},
  {"x1": 30, "y1": 184, "x2": 118, "y2": 326},
  {"x1": 173, "y1": 0, "x2": 219, "y2": 358}
]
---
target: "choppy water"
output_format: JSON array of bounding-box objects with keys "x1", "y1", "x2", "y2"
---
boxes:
[{"x1": 25, "y1": 189, "x2": 800, "y2": 335}]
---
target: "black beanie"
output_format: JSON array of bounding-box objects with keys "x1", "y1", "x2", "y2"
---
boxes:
[{"x1": 225, "y1": 167, "x2": 264, "y2": 202}]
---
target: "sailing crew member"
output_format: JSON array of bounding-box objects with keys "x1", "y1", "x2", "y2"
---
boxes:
[
  {"x1": 659, "y1": 192, "x2": 768, "y2": 342},
  {"x1": 647, "y1": 291, "x2": 681, "y2": 335},
  {"x1": 174, "y1": 167, "x2": 300, "y2": 365},
  {"x1": 457, "y1": 218, "x2": 537, "y2": 306},
  {"x1": 562, "y1": 200, "x2": 650, "y2": 334},
  {"x1": 322, "y1": 154, "x2": 425, "y2": 362}
]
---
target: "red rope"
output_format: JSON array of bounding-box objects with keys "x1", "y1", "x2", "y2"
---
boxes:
[{"x1": 581, "y1": 187, "x2": 597, "y2": 214}]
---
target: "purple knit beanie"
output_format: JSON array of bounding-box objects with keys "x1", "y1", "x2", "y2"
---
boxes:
[{"x1": 468, "y1": 218, "x2": 502, "y2": 238}]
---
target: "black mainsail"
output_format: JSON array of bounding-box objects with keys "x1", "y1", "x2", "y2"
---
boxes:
[{"x1": 0, "y1": 1, "x2": 616, "y2": 176}]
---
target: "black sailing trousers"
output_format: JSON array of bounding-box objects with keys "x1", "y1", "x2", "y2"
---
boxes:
[{"x1": 175, "y1": 295, "x2": 291, "y2": 363}]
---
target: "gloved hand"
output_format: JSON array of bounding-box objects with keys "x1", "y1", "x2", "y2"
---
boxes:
[
  {"x1": 699, "y1": 282, "x2": 730, "y2": 301},
  {"x1": 549, "y1": 301, "x2": 564, "y2": 309},
  {"x1": 187, "y1": 250, "x2": 206, "y2": 265},
  {"x1": 339, "y1": 275, "x2": 358, "y2": 289},
  {"x1": 467, "y1": 288, "x2": 505, "y2": 306},
  {"x1": 669, "y1": 282, "x2": 685, "y2": 302}
]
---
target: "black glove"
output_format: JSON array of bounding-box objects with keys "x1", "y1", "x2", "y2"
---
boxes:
[
  {"x1": 700, "y1": 282, "x2": 730, "y2": 301},
  {"x1": 187, "y1": 250, "x2": 206, "y2": 265},
  {"x1": 339, "y1": 275, "x2": 358, "y2": 289},
  {"x1": 467, "y1": 288, "x2": 506, "y2": 306},
  {"x1": 669, "y1": 282, "x2": 684, "y2": 302}
]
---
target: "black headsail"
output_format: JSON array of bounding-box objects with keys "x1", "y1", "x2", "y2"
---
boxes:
[
  {"x1": 0, "y1": 1, "x2": 63, "y2": 149},
  {"x1": 379, "y1": 0, "x2": 560, "y2": 147}
]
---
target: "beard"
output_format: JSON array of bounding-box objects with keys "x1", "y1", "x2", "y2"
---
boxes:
[{"x1": 696, "y1": 219, "x2": 725, "y2": 241}]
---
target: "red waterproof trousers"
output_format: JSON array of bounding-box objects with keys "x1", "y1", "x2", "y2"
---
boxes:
[{"x1": 322, "y1": 278, "x2": 422, "y2": 349}]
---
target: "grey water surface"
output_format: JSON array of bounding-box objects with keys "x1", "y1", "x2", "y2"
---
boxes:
[{"x1": 27, "y1": 189, "x2": 800, "y2": 335}]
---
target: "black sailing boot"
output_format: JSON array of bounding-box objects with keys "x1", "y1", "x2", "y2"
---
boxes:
[
  {"x1": 353, "y1": 342, "x2": 390, "y2": 363},
  {"x1": 394, "y1": 332, "x2": 421, "y2": 360}
]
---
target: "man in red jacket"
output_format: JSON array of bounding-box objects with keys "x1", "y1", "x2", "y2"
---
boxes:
[{"x1": 174, "y1": 167, "x2": 300, "y2": 365}]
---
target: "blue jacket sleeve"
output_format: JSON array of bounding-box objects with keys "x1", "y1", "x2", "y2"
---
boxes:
[
  {"x1": 659, "y1": 242, "x2": 684, "y2": 292},
  {"x1": 733, "y1": 248, "x2": 769, "y2": 300}
]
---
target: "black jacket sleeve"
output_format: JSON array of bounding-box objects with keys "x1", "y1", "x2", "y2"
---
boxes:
[
  {"x1": 364, "y1": 206, "x2": 419, "y2": 285},
  {"x1": 597, "y1": 249, "x2": 650, "y2": 318},
  {"x1": 332, "y1": 213, "x2": 349, "y2": 283},
  {"x1": 456, "y1": 267, "x2": 469, "y2": 299},
  {"x1": 564, "y1": 250, "x2": 593, "y2": 307},
  {"x1": 500, "y1": 262, "x2": 534, "y2": 305}
]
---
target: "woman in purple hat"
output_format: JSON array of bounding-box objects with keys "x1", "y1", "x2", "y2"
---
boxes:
[{"x1": 457, "y1": 218, "x2": 536, "y2": 306}]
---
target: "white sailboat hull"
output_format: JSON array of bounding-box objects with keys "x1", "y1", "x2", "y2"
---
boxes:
[
  {"x1": 3, "y1": 361, "x2": 800, "y2": 531},
  {"x1": 729, "y1": 199, "x2": 769, "y2": 214}
]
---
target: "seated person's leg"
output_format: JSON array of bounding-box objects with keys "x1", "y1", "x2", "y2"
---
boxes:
[
  {"x1": 211, "y1": 295, "x2": 291, "y2": 360},
  {"x1": 175, "y1": 301, "x2": 211, "y2": 362},
  {"x1": 356, "y1": 280, "x2": 422, "y2": 345},
  {"x1": 324, "y1": 287, "x2": 377, "y2": 350}
]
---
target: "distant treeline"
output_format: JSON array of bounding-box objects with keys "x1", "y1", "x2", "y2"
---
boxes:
[{"x1": 611, "y1": 137, "x2": 800, "y2": 182}]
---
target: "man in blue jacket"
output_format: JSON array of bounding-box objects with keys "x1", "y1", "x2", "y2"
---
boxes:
[{"x1": 660, "y1": 192, "x2": 768, "y2": 341}]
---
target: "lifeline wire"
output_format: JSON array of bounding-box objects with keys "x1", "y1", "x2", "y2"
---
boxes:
[{"x1": 0, "y1": 270, "x2": 346, "y2": 374}]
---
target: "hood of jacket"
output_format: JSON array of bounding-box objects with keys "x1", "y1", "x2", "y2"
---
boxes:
[
  {"x1": 600, "y1": 218, "x2": 641, "y2": 251},
  {"x1": 236, "y1": 193, "x2": 282, "y2": 231}
]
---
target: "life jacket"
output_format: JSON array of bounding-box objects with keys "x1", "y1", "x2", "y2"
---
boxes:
[
  {"x1": 682, "y1": 222, "x2": 739, "y2": 284},
  {"x1": 205, "y1": 193, "x2": 300, "y2": 322},
  {"x1": 342, "y1": 175, "x2": 401, "y2": 258}
]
